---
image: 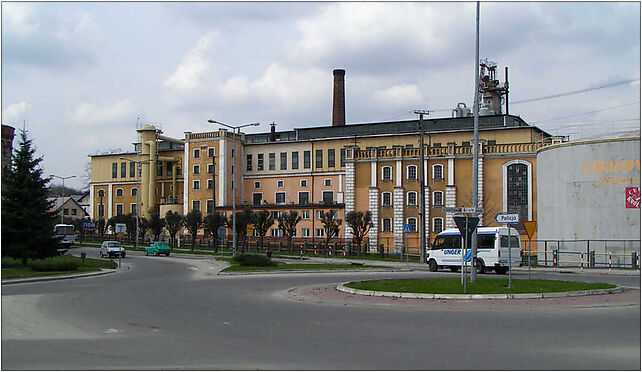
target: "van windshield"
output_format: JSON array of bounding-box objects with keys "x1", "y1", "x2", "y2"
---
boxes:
[
  {"x1": 500, "y1": 235, "x2": 520, "y2": 247},
  {"x1": 433, "y1": 234, "x2": 496, "y2": 250}
]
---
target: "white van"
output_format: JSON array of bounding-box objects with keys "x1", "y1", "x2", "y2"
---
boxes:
[{"x1": 426, "y1": 227, "x2": 521, "y2": 274}]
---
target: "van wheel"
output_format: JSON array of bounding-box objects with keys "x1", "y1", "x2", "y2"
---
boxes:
[
  {"x1": 428, "y1": 259, "x2": 438, "y2": 272},
  {"x1": 99, "y1": 251, "x2": 103, "y2": 258},
  {"x1": 449, "y1": 266, "x2": 459, "y2": 272},
  {"x1": 145, "y1": 251, "x2": 149, "y2": 256},
  {"x1": 475, "y1": 260, "x2": 485, "y2": 274},
  {"x1": 495, "y1": 267, "x2": 508, "y2": 275}
]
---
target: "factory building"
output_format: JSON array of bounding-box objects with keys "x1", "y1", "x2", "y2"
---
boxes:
[{"x1": 89, "y1": 64, "x2": 559, "y2": 253}]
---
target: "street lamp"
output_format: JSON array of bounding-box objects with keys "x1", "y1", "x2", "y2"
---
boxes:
[
  {"x1": 207, "y1": 119, "x2": 260, "y2": 257},
  {"x1": 51, "y1": 174, "x2": 76, "y2": 224},
  {"x1": 120, "y1": 157, "x2": 151, "y2": 250}
]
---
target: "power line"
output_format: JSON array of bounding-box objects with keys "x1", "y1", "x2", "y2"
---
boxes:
[
  {"x1": 511, "y1": 78, "x2": 640, "y2": 105},
  {"x1": 530, "y1": 101, "x2": 640, "y2": 124}
]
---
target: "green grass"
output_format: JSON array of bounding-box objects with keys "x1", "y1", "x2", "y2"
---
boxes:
[
  {"x1": 2, "y1": 256, "x2": 117, "y2": 279},
  {"x1": 219, "y1": 258, "x2": 384, "y2": 272},
  {"x1": 345, "y1": 278, "x2": 616, "y2": 294}
]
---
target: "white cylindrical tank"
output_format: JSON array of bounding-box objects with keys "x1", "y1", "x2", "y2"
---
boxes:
[{"x1": 537, "y1": 136, "x2": 640, "y2": 241}]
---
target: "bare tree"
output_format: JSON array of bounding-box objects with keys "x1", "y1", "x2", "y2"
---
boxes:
[
  {"x1": 203, "y1": 213, "x2": 227, "y2": 253},
  {"x1": 251, "y1": 210, "x2": 274, "y2": 252},
  {"x1": 345, "y1": 211, "x2": 372, "y2": 255},
  {"x1": 183, "y1": 209, "x2": 203, "y2": 251},
  {"x1": 165, "y1": 211, "x2": 184, "y2": 248},
  {"x1": 278, "y1": 211, "x2": 301, "y2": 253},
  {"x1": 320, "y1": 211, "x2": 342, "y2": 252}
]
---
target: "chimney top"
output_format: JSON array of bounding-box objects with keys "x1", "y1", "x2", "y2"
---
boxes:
[
  {"x1": 333, "y1": 69, "x2": 345, "y2": 76},
  {"x1": 332, "y1": 69, "x2": 346, "y2": 127}
]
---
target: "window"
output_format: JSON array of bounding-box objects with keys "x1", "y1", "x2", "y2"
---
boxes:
[
  {"x1": 231, "y1": 148, "x2": 236, "y2": 158},
  {"x1": 300, "y1": 179, "x2": 308, "y2": 187},
  {"x1": 207, "y1": 180, "x2": 213, "y2": 189},
  {"x1": 130, "y1": 162, "x2": 136, "y2": 177},
  {"x1": 341, "y1": 148, "x2": 346, "y2": 167},
  {"x1": 115, "y1": 188, "x2": 124, "y2": 197},
  {"x1": 275, "y1": 192, "x2": 286, "y2": 204},
  {"x1": 277, "y1": 180, "x2": 284, "y2": 188},
  {"x1": 507, "y1": 162, "x2": 529, "y2": 228},
  {"x1": 433, "y1": 218, "x2": 443, "y2": 233},
  {"x1": 98, "y1": 189, "x2": 105, "y2": 198},
  {"x1": 116, "y1": 204, "x2": 123, "y2": 216},
  {"x1": 316, "y1": 149, "x2": 323, "y2": 168},
  {"x1": 121, "y1": 162, "x2": 126, "y2": 178},
  {"x1": 322, "y1": 191, "x2": 333, "y2": 204},
  {"x1": 166, "y1": 162, "x2": 173, "y2": 177},
  {"x1": 206, "y1": 200, "x2": 214, "y2": 214},
  {"x1": 329, "y1": 210, "x2": 339, "y2": 219},
  {"x1": 382, "y1": 166, "x2": 392, "y2": 181},
  {"x1": 231, "y1": 180, "x2": 235, "y2": 190},
  {"x1": 269, "y1": 153, "x2": 275, "y2": 170},
  {"x1": 316, "y1": 210, "x2": 324, "y2": 220},
  {"x1": 304, "y1": 151, "x2": 311, "y2": 169},
  {"x1": 98, "y1": 204, "x2": 105, "y2": 217},
  {"x1": 302, "y1": 228, "x2": 311, "y2": 238},
  {"x1": 257, "y1": 154, "x2": 264, "y2": 171},
  {"x1": 63, "y1": 208, "x2": 69, "y2": 215},
  {"x1": 231, "y1": 165, "x2": 235, "y2": 175},
  {"x1": 193, "y1": 180, "x2": 200, "y2": 190},
  {"x1": 407, "y1": 165, "x2": 417, "y2": 180},
  {"x1": 382, "y1": 192, "x2": 392, "y2": 207},
  {"x1": 407, "y1": 191, "x2": 417, "y2": 206},
  {"x1": 112, "y1": 163, "x2": 117, "y2": 178},
  {"x1": 433, "y1": 143, "x2": 441, "y2": 148},
  {"x1": 407, "y1": 217, "x2": 417, "y2": 232},
  {"x1": 131, "y1": 188, "x2": 137, "y2": 196},
  {"x1": 324, "y1": 178, "x2": 332, "y2": 187},
  {"x1": 382, "y1": 218, "x2": 392, "y2": 232},
  {"x1": 252, "y1": 193, "x2": 263, "y2": 205},
  {"x1": 328, "y1": 149, "x2": 335, "y2": 167},
  {"x1": 299, "y1": 192, "x2": 310, "y2": 205},
  {"x1": 131, "y1": 204, "x2": 137, "y2": 215},
  {"x1": 316, "y1": 228, "x2": 325, "y2": 238},
  {"x1": 292, "y1": 152, "x2": 299, "y2": 169},
  {"x1": 207, "y1": 164, "x2": 213, "y2": 174},
  {"x1": 280, "y1": 152, "x2": 287, "y2": 170},
  {"x1": 271, "y1": 228, "x2": 284, "y2": 238},
  {"x1": 193, "y1": 165, "x2": 200, "y2": 175},
  {"x1": 157, "y1": 161, "x2": 163, "y2": 176},
  {"x1": 169, "y1": 185, "x2": 174, "y2": 193},
  {"x1": 254, "y1": 181, "x2": 261, "y2": 189},
  {"x1": 192, "y1": 200, "x2": 200, "y2": 211},
  {"x1": 208, "y1": 148, "x2": 215, "y2": 157},
  {"x1": 302, "y1": 210, "x2": 311, "y2": 219},
  {"x1": 433, "y1": 164, "x2": 444, "y2": 180},
  {"x1": 246, "y1": 154, "x2": 252, "y2": 171},
  {"x1": 488, "y1": 140, "x2": 496, "y2": 146},
  {"x1": 462, "y1": 141, "x2": 470, "y2": 147},
  {"x1": 194, "y1": 149, "x2": 200, "y2": 158},
  {"x1": 433, "y1": 191, "x2": 443, "y2": 206}
]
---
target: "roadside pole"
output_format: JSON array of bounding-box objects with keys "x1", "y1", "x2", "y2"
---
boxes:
[
  {"x1": 495, "y1": 213, "x2": 520, "y2": 289},
  {"x1": 507, "y1": 223, "x2": 512, "y2": 289},
  {"x1": 523, "y1": 221, "x2": 537, "y2": 281}
]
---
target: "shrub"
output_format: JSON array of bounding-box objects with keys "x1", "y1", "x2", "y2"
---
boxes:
[
  {"x1": 2, "y1": 256, "x2": 25, "y2": 268},
  {"x1": 30, "y1": 255, "x2": 80, "y2": 272},
  {"x1": 233, "y1": 254, "x2": 277, "y2": 267}
]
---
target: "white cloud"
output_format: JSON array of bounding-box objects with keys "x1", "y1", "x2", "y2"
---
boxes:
[
  {"x1": 2, "y1": 2, "x2": 39, "y2": 35},
  {"x1": 71, "y1": 100, "x2": 135, "y2": 125},
  {"x1": 2, "y1": 101, "x2": 33, "y2": 122},
  {"x1": 164, "y1": 34, "x2": 215, "y2": 94},
  {"x1": 373, "y1": 84, "x2": 424, "y2": 108},
  {"x1": 249, "y1": 64, "x2": 328, "y2": 108}
]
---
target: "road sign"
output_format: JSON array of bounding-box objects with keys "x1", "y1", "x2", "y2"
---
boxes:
[
  {"x1": 442, "y1": 207, "x2": 483, "y2": 214},
  {"x1": 83, "y1": 222, "x2": 96, "y2": 231},
  {"x1": 217, "y1": 226, "x2": 227, "y2": 238},
  {"x1": 523, "y1": 221, "x2": 537, "y2": 240},
  {"x1": 403, "y1": 224, "x2": 412, "y2": 234},
  {"x1": 115, "y1": 223, "x2": 126, "y2": 234},
  {"x1": 453, "y1": 216, "x2": 480, "y2": 247},
  {"x1": 495, "y1": 213, "x2": 520, "y2": 224},
  {"x1": 246, "y1": 224, "x2": 254, "y2": 236}
]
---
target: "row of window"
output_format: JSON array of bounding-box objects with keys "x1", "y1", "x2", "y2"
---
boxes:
[
  {"x1": 246, "y1": 149, "x2": 347, "y2": 172},
  {"x1": 252, "y1": 178, "x2": 329, "y2": 189},
  {"x1": 380, "y1": 217, "x2": 444, "y2": 233},
  {"x1": 380, "y1": 164, "x2": 444, "y2": 182},
  {"x1": 379, "y1": 191, "x2": 444, "y2": 207},
  {"x1": 251, "y1": 190, "x2": 334, "y2": 205},
  {"x1": 112, "y1": 161, "x2": 180, "y2": 179},
  {"x1": 193, "y1": 148, "x2": 219, "y2": 159},
  {"x1": 96, "y1": 203, "x2": 138, "y2": 218}
]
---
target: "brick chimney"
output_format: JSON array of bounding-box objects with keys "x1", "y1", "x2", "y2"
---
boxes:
[{"x1": 332, "y1": 69, "x2": 346, "y2": 126}]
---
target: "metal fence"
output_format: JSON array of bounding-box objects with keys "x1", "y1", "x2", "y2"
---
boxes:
[{"x1": 530, "y1": 239, "x2": 640, "y2": 270}]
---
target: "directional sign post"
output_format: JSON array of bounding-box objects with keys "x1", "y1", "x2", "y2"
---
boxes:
[
  {"x1": 495, "y1": 213, "x2": 520, "y2": 288},
  {"x1": 453, "y1": 216, "x2": 480, "y2": 292},
  {"x1": 523, "y1": 221, "x2": 537, "y2": 280},
  {"x1": 403, "y1": 224, "x2": 412, "y2": 264}
]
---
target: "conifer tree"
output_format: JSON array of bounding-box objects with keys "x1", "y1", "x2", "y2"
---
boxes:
[{"x1": 1, "y1": 130, "x2": 59, "y2": 264}]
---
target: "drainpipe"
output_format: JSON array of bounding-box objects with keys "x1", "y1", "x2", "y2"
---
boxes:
[{"x1": 147, "y1": 139, "x2": 157, "y2": 215}]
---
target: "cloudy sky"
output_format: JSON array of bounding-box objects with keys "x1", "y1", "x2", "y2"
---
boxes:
[{"x1": 2, "y1": 1, "x2": 640, "y2": 190}]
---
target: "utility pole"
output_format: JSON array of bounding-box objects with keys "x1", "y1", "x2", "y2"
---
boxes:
[
  {"x1": 414, "y1": 110, "x2": 429, "y2": 264},
  {"x1": 471, "y1": 1, "x2": 481, "y2": 283}
]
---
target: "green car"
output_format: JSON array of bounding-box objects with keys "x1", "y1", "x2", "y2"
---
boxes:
[{"x1": 145, "y1": 241, "x2": 171, "y2": 256}]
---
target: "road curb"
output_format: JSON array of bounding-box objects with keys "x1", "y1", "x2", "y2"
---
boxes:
[
  {"x1": 1, "y1": 269, "x2": 118, "y2": 285},
  {"x1": 218, "y1": 267, "x2": 408, "y2": 276},
  {"x1": 335, "y1": 282, "x2": 624, "y2": 300}
]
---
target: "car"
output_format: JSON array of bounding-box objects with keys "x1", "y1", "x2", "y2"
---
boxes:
[
  {"x1": 145, "y1": 241, "x2": 171, "y2": 256},
  {"x1": 100, "y1": 241, "x2": 126, "y2": 258}
]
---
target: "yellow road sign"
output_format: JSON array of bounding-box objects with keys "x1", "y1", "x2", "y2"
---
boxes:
[
  {"x1": 523, "y1": 221, "x2": 537, "y2": 240},
  {"x1": 246, "y1": 224, "x2": 255, "y2": 235}
]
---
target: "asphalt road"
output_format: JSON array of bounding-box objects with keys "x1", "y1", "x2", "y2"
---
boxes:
[{"x1": 2, "y1": 248, "x2": 640, "y2": 370}]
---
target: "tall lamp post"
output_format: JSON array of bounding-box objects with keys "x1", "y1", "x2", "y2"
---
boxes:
[
  {"x1": 207, "y1": 119, "x2": 260, "y2": 256},
  {"x1": 413, "y1": 110, "x2": 430, "y2": 264},
  {"x1": 51, "y1": 174, "x2": 76, "y2": 224},
  {"x1": 120, "y1": 157, "x2": 150, "y2": 250},
  {"x1": 471, "y1": 1, "x2": 481, "y2": 283}
]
